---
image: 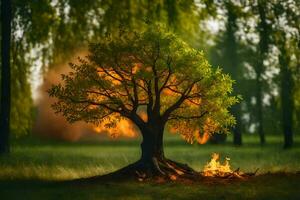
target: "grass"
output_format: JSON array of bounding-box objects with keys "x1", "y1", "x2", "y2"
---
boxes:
[
  {"x1": 0, "y1": 133, "x2": 300, "y2": 199},
  {"x1": 1, "y1": 173, "x2": 300, "y2": 200}
]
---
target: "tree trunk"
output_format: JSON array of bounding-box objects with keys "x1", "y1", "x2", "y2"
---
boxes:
[
  {"x1": 256, "y1": 76, "x2": 265, "y2": 145},
  {"x1": 279, "y1": 48, "x2": 293, "y2": 149},
  {"x1": 233, "y1": 105, "x2": 242, "y2": 145},
  {"x1": 0, "y1": 0, "x2": 12, "y2": 154},
  {"x1": 256, "y1": 0, "x2": 269, "y2": 145},
  {"x1": 224, "y1": 2, "x2": 243, "y2": 146},
  {"x1": 136, "y1": 123, "x2": 166, "y2": 176},
  {"x1": 102, "y1": 121, "x2": 196, "y2": 180},
  {"x1": 140, "y1": 125, "x2": 164, "y2": 163}
]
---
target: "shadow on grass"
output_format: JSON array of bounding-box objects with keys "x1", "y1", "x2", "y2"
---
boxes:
[{"x1": 1, "y1": 173, "x2": 300, "y2": 200}]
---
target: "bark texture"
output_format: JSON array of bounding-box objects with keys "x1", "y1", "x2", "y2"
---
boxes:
[{"x1": 99, "y1": 123, "x2": 197, "y2": 181}]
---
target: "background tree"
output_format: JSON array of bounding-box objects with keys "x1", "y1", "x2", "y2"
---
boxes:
[
  {"x1": 221, "y1": 1, "x2": 242, "y2": 145},
  {"x1": 254, "y1": 0, "x2": 272, "y2": 145},
  {"x1": 6, "y1": 0, "x2": 204, "y2": 139},
  {"x1": 0, "y1": 0, "x2": 12, "y2": 154},
  {"x1": 5, "y1": 0, "x2": 298, "y2": 148},
  {"x1": 49, "y1": 27, "x2": 238, "y2": 178},
  {"x1": 272, "y1": 0, "x2": 299, "y2": 148},
  {"x1": 7, "y1": 0, "x2": 57, "y2": 136},
  {"x1": 209, "y1": 0, "x2": 246, "y2": 145}
]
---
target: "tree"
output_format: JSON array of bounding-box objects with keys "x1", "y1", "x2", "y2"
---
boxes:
[
  {"x1": 0, "y1": 0, "x2": 12, "y2": 154},
  {"x1": 208, "y1": 0, "x2": 244, "y2": 145},
  {"x1": 3, "y1": 0, "x2": 210, "y2": 139},
  {"x1": 5, "y1": 0, "x2": 57, "y2": 136},
  {"x1": 272, "y1": 0, "x2": 299, "y2": 148},
  {"x1": 49, "y1": 27, "x2": 238, "y2": 179},
  {"x1": 223, "y1": 1, "x2": 243, "y2": 145},
  {"x1": 254, "y1": 0, "x2": 271, "y2": 145},
  {"x1": 278, "y1": 40, "x2": 293, "y2": 148}
]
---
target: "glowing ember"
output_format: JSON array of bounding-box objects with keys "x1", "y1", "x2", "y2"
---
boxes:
[{"x1": 203, "y1": 153, "x2": 243, "y2": 178}]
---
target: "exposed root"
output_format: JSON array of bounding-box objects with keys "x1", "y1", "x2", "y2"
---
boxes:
[
  {"x1": 131, "y1": 158, "x2": 199, "y2": 181},
  {"x1": 75, "y1": 157, "x2": 200, "y2": 183},
  {"x1": 72, "y1": 158, "x2": 257, "y2": 184}
]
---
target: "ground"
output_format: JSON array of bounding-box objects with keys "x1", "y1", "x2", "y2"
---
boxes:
[{"x1": 1, "y1": 134, "x2": 300, "y2": 199}]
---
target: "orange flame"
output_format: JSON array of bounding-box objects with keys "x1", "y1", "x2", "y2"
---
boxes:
[
  {"x1": 138, "y1": 111, "x2": 148, "y2": 122},
  {"x1": 195, "y1": 131, "x2": 210, "y2": 144},
  {"x1": 196, "y1": 117, "x2": 219, "y2": 144},
  {"x1": 93, "y1": 118, "x2": 139, "y2": 138},
  {"x1": 203, "y1": 153, "x2": 232, "y2": 177}
]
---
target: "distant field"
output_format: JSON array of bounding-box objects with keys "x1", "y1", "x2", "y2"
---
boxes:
[{"x1": 0, "y1": 134, "x2": 299, "y2": 181}]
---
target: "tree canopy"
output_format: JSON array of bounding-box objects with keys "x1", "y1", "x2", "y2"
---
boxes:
[{"x1": 49, "y1": 26, "x2": 238, "y2": 144}]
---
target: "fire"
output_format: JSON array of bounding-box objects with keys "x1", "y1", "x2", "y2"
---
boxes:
[
  {"x1": 195, "y1": 118, "x2": 219, "y2": 144},
  {"x1": 138, "y1": 111, "x2": 148, "y2": 122},
  {"x1": 195, "y1": 131, "x2": 210, "y2": 144},
  {"x1": 93, "y1": 118, "x2": 138, "y2": 138},
  {"x1": 203, "y1": 153, "x2": 235, "y2": 177}
]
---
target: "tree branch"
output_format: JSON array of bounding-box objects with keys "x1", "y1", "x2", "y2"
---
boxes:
[
  {"x1": 153, "y1": 41, "x2": 161, "y2": 114},
  {"x1": 168, "y1": 111, "x2": 208, "y2": 121},
  {"x1": 159, "y1": 55, "x2": 173, "y2": 93},
  {"x1": 161, "y1": 79, "x2": 203, "y2": 122}
]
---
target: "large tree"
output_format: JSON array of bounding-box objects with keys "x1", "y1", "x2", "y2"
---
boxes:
[
  {"x1": 0, "y1": 0, "x2": 12, "y2": 154},
  {"x1": 49, "y1": 27, "x2": 238, "y2": 179}
]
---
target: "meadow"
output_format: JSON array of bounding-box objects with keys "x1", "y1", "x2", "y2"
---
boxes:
[{"x1": 1, "y1": 133, "x2": 300, "y2": 200}]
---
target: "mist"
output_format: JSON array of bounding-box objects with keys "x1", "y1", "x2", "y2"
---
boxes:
[{"x1": 33, "y1": 51, "x2": 139, "y2": 141}]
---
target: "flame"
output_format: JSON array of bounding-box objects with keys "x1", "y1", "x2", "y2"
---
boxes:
[
  {"x1": 203, "y1": 153, "x2": 233, "y2": 177},
  {"x1": 93, "y1": 118, "x2": 138, "y2": 138},
  {"x1": 138, "y1": 111, "x2": 148, "y2": 122},
  {"x1": 195, "y1": 118, "x2": 219, "y2": 144},
  {"x1": 195, "y1": 130, "x2": 210, "y2": 144}
]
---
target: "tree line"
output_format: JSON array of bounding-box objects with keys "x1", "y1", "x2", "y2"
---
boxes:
[{"x1": 209, "y1": 0, "x2": 299, "y2": 148}]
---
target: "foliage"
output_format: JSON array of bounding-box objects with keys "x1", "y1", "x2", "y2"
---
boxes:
[
  {"x1": 7, "y1": 0, "x2": 211, "y2": 137},
  {"x1": 49, "y1": 26, "x2": 238, "y2": 143},
  {"x1": 7, "y1": 0, "x2": 300, "y2": 143},
  {"x1": 208, "y1": 0, "x2": 300, "y2": 140}
]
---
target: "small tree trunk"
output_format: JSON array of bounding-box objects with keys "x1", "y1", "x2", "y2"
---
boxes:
[
  {"x1": 256, "y1": 77, "x2": 266, "y2": 145},
  {"x1": 232, "y1": 104, "x2": 242, "y2": 145}
]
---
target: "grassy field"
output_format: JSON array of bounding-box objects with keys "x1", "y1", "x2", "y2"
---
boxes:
[{"x1": 0, "y1": 133, "x2": 300, "y2": 199}]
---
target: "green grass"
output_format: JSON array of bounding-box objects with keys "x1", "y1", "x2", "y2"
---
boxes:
[{"x1": 0, "y1": 133, "x2": 300, "y2": 199}]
